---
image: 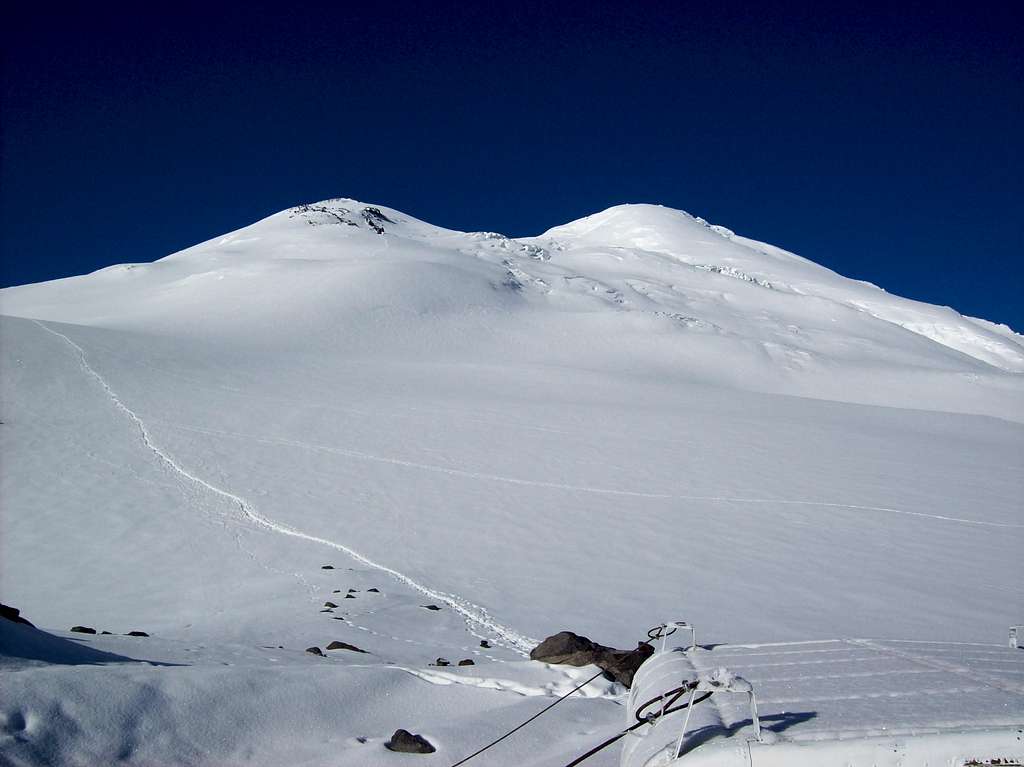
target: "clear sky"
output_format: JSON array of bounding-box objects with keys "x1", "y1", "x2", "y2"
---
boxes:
[{"x1": 3, "y1": 1, "x2": 1022, "y2": 330}]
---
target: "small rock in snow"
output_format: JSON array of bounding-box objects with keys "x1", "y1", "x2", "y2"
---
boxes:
[
  {"x1": 70, "y1": 626, "x2": 97, "y2": 634},
  {"x1": 479, "y1": 640, "x2": 491, "y2": 648},
  {"x1": 367, "y1": 588, "x2": 380, "y2": 593},
  {"x1": 126, "y1": 630, "x2": 149, "y2": 637},
  {"x1": 385, "y1": 729, "x2": 435, "y2": 754},
  {"x1": 458, "y1": 659, "x2": 474, "y2": 666},
  {"x1": 344, "y1": 593, "x2": 356, "y2": 599},
  {"x1": 434, "y1": 657, "x2": 450, "y2": 666},
  {"x1": 326, "y1": 640, "x2": 367, "y2": 653},
  {"x1": 305, "y1": 646, "x2": 325, "y2": 656},
  {"x1": 421, "y1": 604, "x2": 442, "y2": 611},
  {"x1": 324, "y1": 601, "x2": 338, "y2": 608}
]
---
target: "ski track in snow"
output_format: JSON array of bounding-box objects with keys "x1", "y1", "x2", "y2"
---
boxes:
[
  {"x1": 33, "y1": 320, "x2": 537, "y2": 655},
  {"x1": 157, "y1": 421, "x2": 1021, "y2": 530}
]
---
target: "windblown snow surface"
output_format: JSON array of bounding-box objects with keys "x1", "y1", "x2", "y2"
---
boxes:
[{"x1": 1, "y1": 200, "x2": 1021, "y2": 766}]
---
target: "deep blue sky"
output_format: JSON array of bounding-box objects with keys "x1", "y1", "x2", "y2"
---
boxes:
[{"x1": 3, "y1": 1, "x2": 1022, "y2": 329}]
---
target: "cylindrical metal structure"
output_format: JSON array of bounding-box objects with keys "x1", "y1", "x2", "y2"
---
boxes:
[
  {"x1": 621, "y1": 647, "x2": 696, "y2": 767},
  {"x1": 621, "y1": 646, "x2": 1024, "y2": 766}
]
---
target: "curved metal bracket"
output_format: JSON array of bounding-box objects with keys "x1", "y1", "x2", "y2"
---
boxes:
[
  {"x1": 673, "y1": 670, "x2": 762, "y2": 758},
  {"x1": 649, "y1": 621, "x2": 696, "y2": 652}
]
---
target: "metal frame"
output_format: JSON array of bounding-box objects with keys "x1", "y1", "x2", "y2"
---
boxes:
[
  {"x1": 674, "y1": 672, "x2": 762, "y2": 758},
  {"x1": 649, "y1": 621, "x2": 696, "y2": 652}
]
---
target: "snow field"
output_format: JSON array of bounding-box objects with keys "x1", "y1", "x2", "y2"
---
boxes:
[{"x1": 1, "y1": 199, "x2": 1021, "y2": 765}]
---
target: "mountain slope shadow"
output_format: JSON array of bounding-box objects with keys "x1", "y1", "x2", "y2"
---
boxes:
[{"x1": 0, "y1": 619, "x2": 181, "y2": 667}]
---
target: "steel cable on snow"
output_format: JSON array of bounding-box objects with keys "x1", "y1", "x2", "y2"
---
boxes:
[
  {"x1": 561, "y1": 684, "x2": 712, "y2": 767},
  {"x1": 447, "y1": 669, "x2": 607, "y2": 767},
  {"x1": 445, "y1": 653, "x2": 713, "y2": 767}
]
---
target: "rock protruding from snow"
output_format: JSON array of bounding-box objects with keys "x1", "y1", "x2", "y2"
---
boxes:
[
  {"x1": 361, "y1": 206, "x2": 392, "y2": 234},
  {"x1": 325, "y1": 641, "x2": 366, "y2": 653},
  {"x1": 529, "y1": 631, "x2": 606, "y2": 665},
  {"x1": 285, "y1": 201, "x2": 395, "y2": 235},
  {"x1": 599, "y1": 643, "x2": 656, "y2": 688},
  {"x1": 70, "y1": 626, "x2": 96, "y2": 634},
  {"x1": 0, "y1": 603, "x2": 34, "y2": 627},
  {"x1": 530, "y1": 631, "x2": 654, "y2": 687},
  {"x1": 385, "y1": 729, "x2": 436, "y2": 754}
]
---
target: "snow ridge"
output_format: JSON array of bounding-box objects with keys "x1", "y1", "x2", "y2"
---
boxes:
[{"x1": 32, "y1": 320, "x2": 537, "y2": 654}]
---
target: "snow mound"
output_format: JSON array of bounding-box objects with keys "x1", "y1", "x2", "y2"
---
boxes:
[{"x1": 539, "y1": 204, "x2": 732, "y2": 254}]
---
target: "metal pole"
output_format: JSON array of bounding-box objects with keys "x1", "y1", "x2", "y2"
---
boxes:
[
  {"x1": 749, "y1": 691, "x2": 762, "y2": 742},
  {"x1": 674, "y1": 687, "x2": 700, "y2": 758}
]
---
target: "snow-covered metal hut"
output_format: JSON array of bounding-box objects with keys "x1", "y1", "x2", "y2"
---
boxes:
[{"x1": 622, "y1": 633, "x2": 1024, "y2": 767}]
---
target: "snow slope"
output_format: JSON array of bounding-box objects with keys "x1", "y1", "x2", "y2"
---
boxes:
[{"x1": 1, "y1": 199, "x2": 1021, "y2": 765}]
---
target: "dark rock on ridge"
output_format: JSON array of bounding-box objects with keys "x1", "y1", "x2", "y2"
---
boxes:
[
  {"x1": 598, "y1": 643, "x2": 655, "y2": 688},
  {"x1": 530, "y1": 631, "x2": 654, "y2": 688},
  {"x1": 361, "y1": 207, "x2": 393, "y2": 234},
  {"x1": 530, "y1": 631, "x2": 605, "y2": 665},
  {"x1": 0, "y1": 603, "x2": 34, "y2": 627}
]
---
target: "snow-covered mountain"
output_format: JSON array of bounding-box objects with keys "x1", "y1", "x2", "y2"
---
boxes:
[
  {"x1": 6, "y1": 200, "x2": 1022, "y2": 417},
  {"x1": 1, "y1": 200, "x2": 1021, "y2": 766}
]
